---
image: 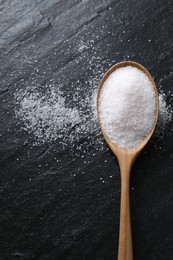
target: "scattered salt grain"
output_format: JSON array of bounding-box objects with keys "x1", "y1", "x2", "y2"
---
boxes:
[
  {"x1": 156, "y1": 91, "x2": 173, "y2": 136},
  {"x1": 13, "y1": 56, "x2": 172, "y2": 153},
  {"x1": 15, "y1": 86, "x2": 82, "y2": 144},
  {"x1": 99, "y1": 66, "x2": 156, "y2": 148}
]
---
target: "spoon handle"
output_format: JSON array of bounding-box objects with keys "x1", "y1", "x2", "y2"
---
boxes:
[{"x1": 118, "y1": 162, "x2": 133, "y2": 260}]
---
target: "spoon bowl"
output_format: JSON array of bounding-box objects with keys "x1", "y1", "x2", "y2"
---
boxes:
[{"x1": 97, "y1": 61, "x2": 159, "y2": 260}]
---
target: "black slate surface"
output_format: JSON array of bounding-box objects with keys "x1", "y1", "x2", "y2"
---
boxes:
[{"x1": 0, "y1": 0, "x2": 173, "y2": 260}]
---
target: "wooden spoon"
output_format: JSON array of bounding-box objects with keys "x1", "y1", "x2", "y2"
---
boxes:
[{"x1": 96, "y1": 61, "x2": 159, "y2": 260}]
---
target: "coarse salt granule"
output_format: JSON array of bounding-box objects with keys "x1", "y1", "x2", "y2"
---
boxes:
[{"x1": 99, "y1": 66, "x2": 157, "y2": 148}]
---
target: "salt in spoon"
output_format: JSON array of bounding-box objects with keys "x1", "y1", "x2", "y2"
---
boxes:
[{"x1": 96, "y1": 61, "x2": 159, "y2": 260}]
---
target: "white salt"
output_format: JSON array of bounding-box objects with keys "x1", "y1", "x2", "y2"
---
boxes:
[
  {"x1": 13, "y1": 41, "x2": 172, "y2": 154},
  {"x1": 99, "y1": 66, "x2": 157, "y2": 148},
  {"x1": 156, "y1": 91, "x2": 173, "y2": 136},
  {"x1": 14, "y1": 86, "x2": 82, "y2": 144}
]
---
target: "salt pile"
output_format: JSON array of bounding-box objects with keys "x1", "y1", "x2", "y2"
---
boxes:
[{"x1": 99, "y1": 66, "x2": 156, "y2": 148}]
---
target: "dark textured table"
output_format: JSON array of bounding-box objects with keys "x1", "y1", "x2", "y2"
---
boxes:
[{"x1": 0, "y1": 0, "x2": 173, "y2": 259}]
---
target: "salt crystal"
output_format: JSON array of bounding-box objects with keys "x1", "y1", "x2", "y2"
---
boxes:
[
  {"x1": 13, "y1": 44, "x2": 172, "y2": 154},
  {"x1": 156, "y1": 91, "x2": 172, "y2": 135},
  {"x1": 99, "y1": 66, "x2": 156, "y2": 148}
]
